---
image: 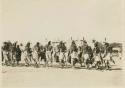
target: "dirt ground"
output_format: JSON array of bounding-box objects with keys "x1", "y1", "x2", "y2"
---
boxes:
[{"x1": 1, "y1": 57, "x2": 124, "y2": 88}]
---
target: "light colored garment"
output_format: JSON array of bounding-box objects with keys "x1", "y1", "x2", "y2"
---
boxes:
[
  {"x1": 33, "y1": 51, "x2": 39, "y2": 59},
  {"x1": 71, "y1": 51, "x2": 78, "y2": 59},
  {"x1": 83, "y1": 54, "x2": 89, "y2": 60},
  {"x1": 103, "y1": 53, "x2": 111, "y2": 61},
  {"x1": 94, "y1": 54, "x2": 100, "y2": 62},
  {"x1": 59, "y1": 52, "x2": 65, "y2": 60},
  {"x1": 3, "y1": 51, "x2": 8, "y2": 61},
  {"x1": 46, "y1": 51, "x2": 52, "y2": 61}
]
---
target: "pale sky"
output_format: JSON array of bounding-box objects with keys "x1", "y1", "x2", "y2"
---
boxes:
[{"x1": 1, "y1": 0, "x2": 124, "y2": 43}]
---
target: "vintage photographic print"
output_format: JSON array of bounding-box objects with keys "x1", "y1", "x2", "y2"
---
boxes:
[{"x1": 0, "y1": 0, "x2": 125, "y2": 88}]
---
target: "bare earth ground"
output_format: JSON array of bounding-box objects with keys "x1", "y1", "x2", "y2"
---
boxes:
[{"x1": 1, "y1": 57, "x2": 124, "y2": 88}]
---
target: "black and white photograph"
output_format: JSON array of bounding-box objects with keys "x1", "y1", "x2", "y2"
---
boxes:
[{"x1": 0, "y1": 0, "x2": 125, "y2": 88}]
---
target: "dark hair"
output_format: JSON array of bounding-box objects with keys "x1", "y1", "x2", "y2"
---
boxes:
[
  {"x1": 37, "y1": 42, "x2": 40, "y2": 45},
  {"x1": 48, "y1": 41, "x2": 51, "y2": 45}
]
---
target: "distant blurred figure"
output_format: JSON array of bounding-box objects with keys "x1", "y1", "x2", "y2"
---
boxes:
[
  {"x1": 24, "y1": 42, "x2": 33, "y2": 66},
  {"x1": 32, "y1": 42, "x2": 41, "y2": 67},
  {"x1": 58, "y1": 41, "x2": 67, "y2": 68},
  {"x1": 45, "y1": 41, "x2": 53, "y2": 67},
  {"x1": 16, "y1": 45, "x2": 22, "y2": 65},
  {"x1": 70, "y1": 40, "x2": 78, "y2": 67},
  {"x1": 1, "y1": 42, "x2": 12, "y2": 66}
]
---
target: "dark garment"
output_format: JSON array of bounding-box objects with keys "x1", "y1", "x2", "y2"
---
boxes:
[
  {"x1": 95, "y1": 47, "x2": 100, "y2": 54},
  {"x1": 3, "y1": 45, "x2": 9, "y2": 51},
  {"x1": 16, "y1": 48, "x2": 22, "y2": 61},
  {"x1": 40, "y1": 51, "x2": 46, "y2": 60},
  {"x1": 70, "y1": 44, "x2": 78, "y2": 52},
  {"x1": 58, "y1": 43, "x2": 67, "y2": 52},
  {"x1": 78, "y1": 51, "x2": 82, "y2": 58},
  {"x1": 108, "y1": 46, "x2": 112, "y2": 53},
  {"x1": 94, "y1": 42, "x2": 101, "y2": 54},
  {"x1": 1, "y1": 51, "x2": 4, "y2": 62},
  {"x1": 104, "y1": 43, "x2": 112, "y2": 53},
  {"x1": 45, "y1": 44, "x2": 52, "y2": 51},
  {"x1": 54, "y1": 53, "x2": 59, "y2": 62},
  {"x1": 26, "y1": 48, "x2": 32, "y2": 56}
]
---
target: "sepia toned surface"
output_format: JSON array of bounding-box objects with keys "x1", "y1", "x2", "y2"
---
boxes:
[
  {"x1": 1, "y1": 0, "x2": 125, "y2": 88},
  {"x1": 1, "y1": 64, "x2": 123, "y2": 88}
]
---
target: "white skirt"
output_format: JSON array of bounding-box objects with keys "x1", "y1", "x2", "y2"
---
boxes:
[
  {"x1": 33, "y1": 51, "x2": 38, "y2": 59},
  {"x1": 103, "y1": 53, "x2": 111, "y2": 61},
  {"x1": 59, "y1": 52, "x2": 65, "y2": 60},
  {"x1": 3, "y1": 51, "x2": 8, "y2": 60},
  {"x1": 94, "y1": 55, "x2": 100, "y2": 62},
  {"x1": 83, "y1": 54, "x2": 89, "y2": 60},
  {"x1": 71, "y1": 51, "x2": 78, "y2": 59},
  {"x1": 46, "y1": 51, "x2": 52, "y2": 60}
]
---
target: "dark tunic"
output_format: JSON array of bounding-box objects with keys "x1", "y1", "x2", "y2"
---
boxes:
[
  {"x1": 70, "y1": 43, "x2": 78, "y2": 52},
  {"x1": 94, "y1": 42, "x2": 101, "y2": 54},
  {"x1": 45, "y1": 44, "x2": 52, "y2": 51},
  {"x1": 58, "y1": 42, "x2": 67, "y2": 52},
  {"x1": 16, "y1": 47, "x2": 22, "y2": 61}
]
